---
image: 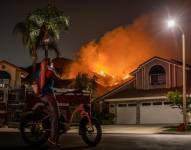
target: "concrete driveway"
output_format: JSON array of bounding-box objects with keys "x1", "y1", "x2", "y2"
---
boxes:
[
  {"x1": 0, "y1": 124, "x2": 183, "y2": 134},
  {"x1": 101, "y1": 125, "x2": 167, "y2": 134},
  {"x1": 67, "y1": 124, "x2": 169, "y2": 134}
]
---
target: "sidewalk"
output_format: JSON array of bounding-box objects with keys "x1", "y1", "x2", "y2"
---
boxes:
[
  {"x1": 67, "y1": 125, "x2": 167, "y2": 134},
  {"x1": 0, "y1": 124, "x2": 182, "y2": 133},
  {"x1": 0, "y1": 126, "x2": 19, "y2": 132},
  {"x1": 101, "y1": 125, "x2": 167, "y2": 134},
  {"x1": 1, "y1": 124, "x2": 191, "y2": 134}
]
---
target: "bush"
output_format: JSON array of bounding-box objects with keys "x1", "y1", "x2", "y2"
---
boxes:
[
  {"x1": 93, "y1": 112, "x2": 115, "y2": 125},
  {"x1": 167, "y1": 91, "x2": 191, "y2": 111}
]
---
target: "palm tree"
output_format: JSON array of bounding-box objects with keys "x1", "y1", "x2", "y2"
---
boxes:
[
  {"x1": 74, "y1": 73, "x2": 97, "y2": 98},
  {"x1": 13, "y1": 19, "x2": 39, "y2": 81},
  {"x1": 13, "y1": 4, "x2": 70, "y2": 81},
  {"x1": 28, "y1": 5, "x2": 70, "y2": 58}
]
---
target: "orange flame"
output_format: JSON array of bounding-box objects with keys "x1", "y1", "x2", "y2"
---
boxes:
[
  {"x1": 65, "y1": 15, "x2": 180, "y2": 87},
  {"x1": 99, "y1": 70, "x2": 106, "y2": 77}
]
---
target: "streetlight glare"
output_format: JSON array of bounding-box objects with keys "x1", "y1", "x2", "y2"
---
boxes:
[
  {"x1": 167, "y1": 19, "x2": 176, "y2": 28},
  {"x1": 165, "y1": 17, "x2": 187, "y2": 127}
]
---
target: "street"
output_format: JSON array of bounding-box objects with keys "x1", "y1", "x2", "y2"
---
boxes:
[{"x1": 0, "y1": 132, "x2": 191, "y2": 150}]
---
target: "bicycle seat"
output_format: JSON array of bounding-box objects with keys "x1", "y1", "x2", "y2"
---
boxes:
[
  {"x1": 32, "y1": 100, "x2": 49, "y2": 111},
  {"x1": 39, "y1": 100, "x2": 49, "y2": 106}
]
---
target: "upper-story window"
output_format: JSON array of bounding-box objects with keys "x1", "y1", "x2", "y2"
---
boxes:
[
  {"x1": 149, "y1": 65, "x2": 166, "y2": 85},
  {"x1": 0, "y1": 71, "x2": 11, "y2": 88}
]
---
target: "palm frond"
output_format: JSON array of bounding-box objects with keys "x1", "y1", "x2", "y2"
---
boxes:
[
  {"x1": 27, "y1": 14, "x2": 45, "y2": 27},
  {"x1": 12, "y1": 22, "x2": 27, "y2": 35},
  {"x1": 48, "y1": 26, "x2": 60, "y2": 40},
  {"x1": 14, "y1": 4, "x2": 69, "y2": 60},
  {"x1": 47, "y1": 40, "x2": 60, "y2": 57}
]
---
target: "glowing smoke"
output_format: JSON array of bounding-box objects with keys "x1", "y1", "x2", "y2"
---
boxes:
[{"x1": 65, "y1": 15, "x2": 182, "y2": 86}]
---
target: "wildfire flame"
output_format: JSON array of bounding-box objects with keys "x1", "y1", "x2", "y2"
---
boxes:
[
  {"x1": 99, "y1": 70, "x2": 106, "y2": 77},
  {"x1": 123, "y1": 74, "x2": 130, "y2": 80},
  {"x1": 65, "y1": 14, "x2": 180, "y2": 87}
]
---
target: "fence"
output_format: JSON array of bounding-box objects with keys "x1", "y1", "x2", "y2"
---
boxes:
[
  {"x1": 7, "y1": 88, "x2": 25, "y2": 127},
  {"x1": 0, "y1": 87, "x2": 91, "y2": 127}
]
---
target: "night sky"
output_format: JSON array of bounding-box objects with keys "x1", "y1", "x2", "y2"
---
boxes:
[{"x1": 0, "y1": 0, "x2": 190, "y2": 67}]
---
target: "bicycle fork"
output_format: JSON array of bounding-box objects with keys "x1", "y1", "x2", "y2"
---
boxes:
[{"x1": 69, "y1": 104, "x2": 94, "y2": 130}]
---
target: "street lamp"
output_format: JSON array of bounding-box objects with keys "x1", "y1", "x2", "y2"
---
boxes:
[
  {"x1": 167, "y1": 19, "x2": 176, "y2": 28},
  {"x1": 167, "y1": 19, "x2": 187, "y2": 126}
]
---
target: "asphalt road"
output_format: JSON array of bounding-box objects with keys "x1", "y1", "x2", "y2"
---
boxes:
[{"x1": 0, "y1": 133, "x2": 191, "y2": 150}]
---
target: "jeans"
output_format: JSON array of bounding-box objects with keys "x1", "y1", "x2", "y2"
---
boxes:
[{"x1": 41, "y1": 94, "x2": 59, "y2": 141}]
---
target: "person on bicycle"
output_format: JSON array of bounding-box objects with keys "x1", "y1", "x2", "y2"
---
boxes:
[{"x1": 33, "y1": 58, "x2": 60, "y2": 145}]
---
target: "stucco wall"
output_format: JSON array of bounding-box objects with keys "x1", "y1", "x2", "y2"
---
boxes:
[
  {"x1": 135, "y1": 59, "x2": 169, "y2": 89},
  {"x1": 15, "y1": 70, "x2": 22, "y2": 88},
  {"x1": 175, "y1": 66, "x2": 183, "y2": 87},
  {"x1": 170, "y1": 64, "x2": 176, "y2": 87},
  {"x1": 135, "y1": 58, "x2": 191, "y2": 90},
  {"x1": 0, "y1": 62, "x2": 22, "y2": 88},
  {"x1": 136, "y1": 69, "x2": 143, "y2": 89},
  {"x1": 145, "y1": 59, "x2": 169, "y2": 89}
]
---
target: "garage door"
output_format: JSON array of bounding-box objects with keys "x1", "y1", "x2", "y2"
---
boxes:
[
  {"x1": 140, "y1": 102, "x2": 183, "y2": 124},
  {"x1": 117, "y1": 103, "x2": 136, "y2": 124}
]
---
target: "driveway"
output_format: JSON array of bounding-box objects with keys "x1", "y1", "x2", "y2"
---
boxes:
[{"x1": 0, "y1": 124, "x2": 185, "y2": 134}]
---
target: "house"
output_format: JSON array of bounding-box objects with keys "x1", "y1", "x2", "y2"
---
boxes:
[
  {"x1": 0, "y1": 60, "x2": 28, "y2": 89},
  {"x1": 97, "y1": 56, "x2": 191, "y2": 124},
  {"x1": 0, "y1": 60, "x2": 28, "y2": 126}
]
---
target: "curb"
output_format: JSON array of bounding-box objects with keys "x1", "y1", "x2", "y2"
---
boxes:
[
  {"x1": 159, "y1": 131, "x2": 191, "y2": 135},
  {"x1": 1, "y1": 126, "x2": 191, "y2": 135}
]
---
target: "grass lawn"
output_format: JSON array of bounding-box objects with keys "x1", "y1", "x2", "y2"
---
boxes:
[{"x1": 165, "y1": 124, "x2": 191, "y2": 132}]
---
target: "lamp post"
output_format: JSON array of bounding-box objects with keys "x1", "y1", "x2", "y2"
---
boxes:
[{"x1": 167, "y1": 19, "x2": 187, "y2": 126}]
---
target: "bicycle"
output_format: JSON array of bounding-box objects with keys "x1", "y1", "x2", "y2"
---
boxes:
[{"x1": 20, "y1": 89, "x2": 102, "y2": 147}]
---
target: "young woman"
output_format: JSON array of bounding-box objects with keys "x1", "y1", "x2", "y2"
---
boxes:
[{"x1": 32, "y1": 58, "x2": 60, "y2": 145}]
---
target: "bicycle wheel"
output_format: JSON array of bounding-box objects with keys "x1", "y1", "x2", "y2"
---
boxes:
[
  {"x1": 79, "y1": 117, "x2": 102, "y2": 146},
  {"x1": 20, "y1": 111, "x2": 50, "y2": 146}
]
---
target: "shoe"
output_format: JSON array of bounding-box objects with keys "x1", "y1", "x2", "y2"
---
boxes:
[
  {"x1": 48, "y1": 137, "x2": 57, "y2": 145},
  {"x1": 48, "y1": 137, "x2": 62, "y2": 148}
]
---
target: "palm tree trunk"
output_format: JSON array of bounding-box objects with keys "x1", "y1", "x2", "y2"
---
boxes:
[
  {"x1": 45, "y1": 45, "x2": 48, "y2": 59},
  {"x1": 32, "y1": 46, "x2": 37, "y2": 82},
  {"x1": 32, "y1": 58, "x2": 36, "y2": 82},
  {"x1": 42, "y1": 27, "x2": 49, "y2": 59}
]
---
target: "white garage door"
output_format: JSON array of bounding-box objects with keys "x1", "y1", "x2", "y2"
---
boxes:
[
  {"x1": 117, "y1": 103, "x2": 136, "y2": 124},
  {"x1": 140, "y1": 102, "x2": 183, "y2": 124}
]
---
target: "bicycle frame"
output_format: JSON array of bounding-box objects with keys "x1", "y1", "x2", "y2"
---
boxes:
[
  {"x1": 21, "y1": 90, "x2": 102, "y2": 147},
  {"x1": 68, "y1": 103, "x2": 93, "y2": 128},
  {"x1": 31, "y1": 91, "x2": 93, "y2": 131}
]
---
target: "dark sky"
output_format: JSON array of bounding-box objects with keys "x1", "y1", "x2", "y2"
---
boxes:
[{"x1": 0, "y1": 0, "x2": 189, "y2": 67}]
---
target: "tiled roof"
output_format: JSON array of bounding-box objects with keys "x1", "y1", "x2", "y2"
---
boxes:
[
  {"x1": 105, "y1": 87, "x2": 191, "y2": 100},
  {"x1": 0, "y1": 60, "x2": 28, "y2": 78},
  {"x1": 130, "y1": 56, "x2": 191, "y2": 75},
  {"x1": 0, "y1": 60, "x2": 24, "y2": 71},
  {"x1": 96, "y1": 56, "x2": 191, "y2": 101}
]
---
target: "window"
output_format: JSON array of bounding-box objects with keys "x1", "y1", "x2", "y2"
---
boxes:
[
  {"x1": 118, "y1": 104, "x2": 127, "y2": 107},
  {"x1": 0, "y1": 71, "x2": 11, "y2": 88},
  {"x1": 0, "y1": 91, "x2": 3, "y2": 101},
  {"x1": 0, "y1": 79, "x2": 10, "y2": 88},
  {"x1": 164, "y1": 102, "x2": 173, "y2": 105},
  {"x1": 142, "y1": 103, "x2": 151, "y2": 106},
  {"x1": 149, "y1": 65, "x2": 166, "y2": 85},
  {"x1": 128, "y1": 103, "x2": 137, "y2": 107},
  {"x1": 153, "y1": 102, "x2": 162, "y2": 105}
]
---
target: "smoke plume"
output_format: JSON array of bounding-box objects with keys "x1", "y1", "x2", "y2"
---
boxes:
[{"x1": 65, "y1": 14, "x2": 185, "y2": 86}]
